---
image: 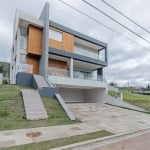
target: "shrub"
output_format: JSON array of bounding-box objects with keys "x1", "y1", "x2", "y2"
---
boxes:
[{"x1": 2, "y1": 79, "x2": 9, "y2": 84}]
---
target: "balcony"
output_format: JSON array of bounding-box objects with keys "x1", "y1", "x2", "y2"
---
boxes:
[
  {"x1": 48, "y1": 67, "x2": 103, "y2": 82},
  {"x1": 48, "y1": 67, "x2": 69, "y2": 77},
  {"x1": 18, "y1": 64, "x2": 33, "y2": 74},
  {"x1": 48, "y1": 67, "x2": 107, "y2": 89},
  {"x1": 74, "y1": 38, "x2": 106, "y2": 62}
]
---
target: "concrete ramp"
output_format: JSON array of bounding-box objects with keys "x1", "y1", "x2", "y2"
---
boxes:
[
  {"x1": 33, "y1": 75, "x2": 49, "y2": 89},
  {"x1": 105, "y1": 95, "x2": 146, "y2": 112},
  {"x1": 21, "y1": 90, "x2": 48, "y2": 120},
  {"x1": 55, "y1": 94, "x2": 75, "y2": 120}
]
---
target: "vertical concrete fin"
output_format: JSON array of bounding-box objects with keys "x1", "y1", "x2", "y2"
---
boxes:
[
  {"x1": 55, "y1": 93, "x2": 75, "y2": 120},
  {"x1": 39, "y1": 2, "x2": 49, "y2": 77}
]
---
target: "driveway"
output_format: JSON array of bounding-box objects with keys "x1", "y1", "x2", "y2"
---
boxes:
[{"x1": 67, "y1": 103, "x2": 150, "y2": 134}]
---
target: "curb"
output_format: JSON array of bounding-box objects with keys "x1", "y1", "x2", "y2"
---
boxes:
[{"x1": 50, "y1": 127, "x2": 150, "y2": 150}]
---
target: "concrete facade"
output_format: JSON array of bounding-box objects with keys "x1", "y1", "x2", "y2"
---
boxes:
[
  {"x1": 39, "y1": 3, "x2": 49, "y2": 77},
  {"x1": 10, "y1": 9, "x2": 44, "y2": 84}
]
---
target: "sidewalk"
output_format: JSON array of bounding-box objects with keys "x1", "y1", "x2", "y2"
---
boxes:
[{"x1": 0, "y1": 123, "x2": 103, "y2": 148}]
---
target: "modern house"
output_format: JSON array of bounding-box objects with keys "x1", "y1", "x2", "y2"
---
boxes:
[
  {"x1": 10, "y1": 2, "x2": 145, "y2": 119},
  {"x1": 10, "y1": 2, "x2": 110, "y2": 104}
]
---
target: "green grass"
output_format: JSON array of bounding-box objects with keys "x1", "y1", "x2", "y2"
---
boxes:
[
  {"x1": 0, "y1": 85, "x2": 78, "y2": 131},
  {"x1": 122, "y1": 90, "x2": 150, "y2": 111},
  {"x1": 108, "y1": 90, "x2": 118, "y2": 98},
  {"x1": 0, "y1": 130, "x2": 112, "y2": 150}
]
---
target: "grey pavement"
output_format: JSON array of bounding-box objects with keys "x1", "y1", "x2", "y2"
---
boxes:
[{"x1": 68, "y1": 103, "x2": 150, "y2": 134}]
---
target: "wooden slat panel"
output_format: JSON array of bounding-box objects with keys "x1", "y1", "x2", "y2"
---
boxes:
[
  {"x1": 27, "y1": 25, "x2": 42, "y2": 56},
  {"x1": 49, "y1": 27, "x2": 74, "y2": 53},
  {"x1": 48, "y1": 59, "x2": 67, "y2": 69},
  {"x1": 27, "y1": 56, "x2": 39, "y2": 74}
]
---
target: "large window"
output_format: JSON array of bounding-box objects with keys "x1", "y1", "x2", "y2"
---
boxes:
[
  {"x1": 99, "y1": 49, "x2": 105, "y2": 61},
  {"x1": 74, "y1": 44, "x2": 99, "y2": 59},
  {"x1": 49, "y1": 29, "x2": 62, "y2": 42},
  {"x1": 19, "y1": 54, "x2": 26, "y2": 64},
  {"x1": 20, "y1": 36, "x2": 27, "y2": 50},
  {"x1": 20, "y1": 28, "x2": 27, "y2": 50}
]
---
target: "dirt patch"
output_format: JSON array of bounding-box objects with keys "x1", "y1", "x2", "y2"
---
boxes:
[
  {"x1": 71, "y1": 127, "x2": 81, "y2": 131},
  {"x1": 26, "y1": 132, "x2": 42, "y2": 138}
]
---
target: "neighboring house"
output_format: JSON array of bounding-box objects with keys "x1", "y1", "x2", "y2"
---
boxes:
[{"x1": 10, "y1": 3, "x2": 108, "y2": 103}]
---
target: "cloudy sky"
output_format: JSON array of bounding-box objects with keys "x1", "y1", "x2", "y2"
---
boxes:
[{"x1": 0, "y1": 0, "x2": 150, "y2": 86}]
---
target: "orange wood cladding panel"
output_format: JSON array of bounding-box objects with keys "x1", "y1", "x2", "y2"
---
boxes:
[
  {"x1": 27, "y1": 56, "x2": 39, "y2": 74},
  {"x1": 27, "y1": 25, "x2": 42, "y2": 55},
  {"x1": 48, "y1": 59, "x2": 67, "y2": 69},
  {"x1": 49, "y1": 27, "x2": 74, "y2": 53}
]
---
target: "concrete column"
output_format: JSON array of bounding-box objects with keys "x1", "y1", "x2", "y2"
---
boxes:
[
  {"x1": 70, "y1": 58, "x2": 73, "y2": 78},
  {"x1": 97, "y1": 68, "x2": 103, "y2": 81},
  {"x1": 0, "y1": 73, "x2": 2, "y2": 85}
]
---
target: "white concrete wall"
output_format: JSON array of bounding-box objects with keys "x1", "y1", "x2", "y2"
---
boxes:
[
  {"x1": 59, "y1": 88, "x2": 84, "y2": 102},
  {"x1": 59, "y1": 87, "x2": 107, "y2": 103},
  {"x1": 84, "y1": 88, "x2": 107, "y2": 103},
  {"x1": 0, "y1": 73, "x2": 3, "y2": 85}
]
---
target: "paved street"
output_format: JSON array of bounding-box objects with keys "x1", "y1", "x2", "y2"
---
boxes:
[{"x1": 93, "y1": 131, "x2": 150, "y2": 150}]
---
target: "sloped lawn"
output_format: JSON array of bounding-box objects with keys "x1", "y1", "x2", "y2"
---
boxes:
[{"x1": 0, "y1": 85, "x2": 78, "y2": 131}]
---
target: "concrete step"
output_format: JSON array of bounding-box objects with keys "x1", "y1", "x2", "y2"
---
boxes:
[
  {"x1": 23, "y1": 101, "x2": 44, "y2": 106},
  {"x1": 33, "y1": 75, "x2": 49, "y2": 89},
  {"x1": 25, "y1": 109, "x2": 47, "y2": 113},
  {"x1": 27, "y1": 116, "x2": 48, "y2": 120},
  {"x1": 25, "y1": 112, "x2": 47, "y2": 116},
  {"x1": 21, "y1": 89, "x2": 48, "y2": 120}
]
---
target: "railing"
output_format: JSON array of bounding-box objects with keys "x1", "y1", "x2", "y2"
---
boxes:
[
  {"x1": 18, "y1": 64, "x2": 33, "y2": 74},
  {"x1": 73, "y1": 71, "x2": 103, "y2": 81},
  {"x1": 48, "y1": 67, "x2": 69, "y2": 77},
  {"x1": 48, "y1": 67, "x2": 104, "y2": 82},
  {"x1": 74, "y1": 44, "x2": 106, "y2": 62}
]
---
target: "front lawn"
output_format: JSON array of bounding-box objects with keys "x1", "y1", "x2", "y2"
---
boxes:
[{"x1": 122, "y1": 90, "x2": 150, "y2": 111}]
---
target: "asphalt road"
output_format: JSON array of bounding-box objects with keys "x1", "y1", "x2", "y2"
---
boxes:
[{"x1": 93, "y1": 132, "x2": 150, "y2": 150}]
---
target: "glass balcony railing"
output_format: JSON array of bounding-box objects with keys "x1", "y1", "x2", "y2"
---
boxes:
[
  {"x1": 73, "y1": 71, "x2": 103, "y2": 81},
  {"x1": 48, "y1": 67, "x2": 69, "y2": 77},
  {"x1": 74, "y1": 44, "x2": 106, "y2": 62},
  {"x1": 18, "y1": 64, "x2": 33, "y2": 74},
  {"x1": 48, "y1": 67, "x2": 104, "y2": 82}
]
